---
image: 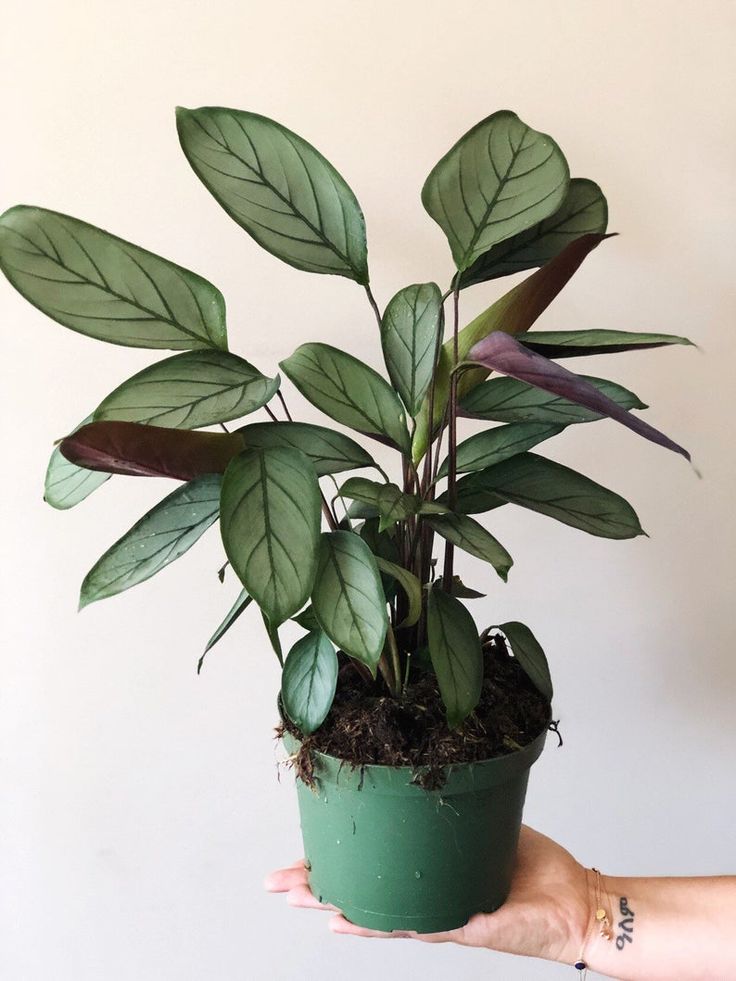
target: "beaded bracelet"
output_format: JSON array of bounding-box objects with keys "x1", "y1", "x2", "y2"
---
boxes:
[{"x1": 574, "y1": 867, "x2": 613, "y2": 977}]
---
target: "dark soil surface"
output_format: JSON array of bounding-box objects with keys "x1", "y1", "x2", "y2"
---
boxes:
[{"x1": 278, "y1": 635, "x2": 553, "y2": 789}]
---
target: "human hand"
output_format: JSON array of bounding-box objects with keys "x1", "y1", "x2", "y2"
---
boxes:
[{"x1": 265, "y1": 826, "x2": 588, "y2": 964}]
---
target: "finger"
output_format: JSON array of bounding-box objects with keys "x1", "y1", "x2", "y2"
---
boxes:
[
  {"x1": 264, "y1": 864, "x2": 309, "y2": 893},
  {"x1": 286, "y1": 884, "x2": 339, "y2": 912},
  {"x1": 328, "y1": 914, "x2": 415, "y2": 939}
]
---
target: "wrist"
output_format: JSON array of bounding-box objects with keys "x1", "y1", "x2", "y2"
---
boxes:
[
  {"x1": 568, "y1": 867, "x2": 617, "y2": 972},
  {"x1": 545, "y1": 863, "x2": 598, "y2": 967}
]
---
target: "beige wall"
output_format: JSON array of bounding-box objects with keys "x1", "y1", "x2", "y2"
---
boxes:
[{"x1": 1, "y1": 2, "x2": 734, "y2": 979}]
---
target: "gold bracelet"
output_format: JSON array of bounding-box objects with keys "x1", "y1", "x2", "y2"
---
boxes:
[{"x1": 574, "y1": 867, "x2": 613, "y2": 976}]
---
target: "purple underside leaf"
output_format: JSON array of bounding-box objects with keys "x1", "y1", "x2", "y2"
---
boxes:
[
  {"x1": 468, "y1": 332, "x2": 691, "y2": 462},
  {"x1": 59, "y1": 421, "x2": 246, "y2": 480}
]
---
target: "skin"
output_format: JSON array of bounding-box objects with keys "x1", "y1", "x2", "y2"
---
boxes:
[
  {"x1": 265, "y1": 826, "x2": 736, "y2": 980},
  {"x1": 265, "y1": 827, "x2": 589, "y2": 959}
]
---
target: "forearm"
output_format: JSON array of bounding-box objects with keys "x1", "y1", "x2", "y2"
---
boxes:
[{"x1": 582, "y1": 874, "x2": 736, "y2": 981}]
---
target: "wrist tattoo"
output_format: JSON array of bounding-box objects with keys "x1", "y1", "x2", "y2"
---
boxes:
[{"x1": 615, "y1": 897, "x2": 635, "y2": 950}]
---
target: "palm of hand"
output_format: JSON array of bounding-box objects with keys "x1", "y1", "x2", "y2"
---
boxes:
[{"x1": 265, "y1": 826, "x2": 588, "y2": 964}]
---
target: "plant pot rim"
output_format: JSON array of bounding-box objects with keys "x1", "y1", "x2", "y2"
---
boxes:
[{"x1": 281, "y1": 707, "x2": 551, "y2": 796}]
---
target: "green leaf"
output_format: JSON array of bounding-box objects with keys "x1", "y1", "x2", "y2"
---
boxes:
[
  {"x1": 424, "y1": 513, "x2": 513, "y2": 581},
  {"x1": 517, "y1": 329, "x2": 694, "y2": 358},
  {"x1": 44, "y1": 415, "x2": 110, "y2": 510},
  {"x1": 198, "y1": 588, "x2": 252, "y2": 673},
  {"x1": 458, "y1": 178, "x2": 607, "y2": 288},
  {"x1": 281, "y1": 630, "x2": 338, "y2": 735},
  {"x1": 176, "y1": 106, "x2": 368, "y2": 284},
  {"x1": 427, "y1": 586, "x2": 483, "y2": 727},
  {"x1": 358, "y1": 518, "x2": 401, "y2": 566},
  {"x1": 460, "y1": 375, "x2": 646, "y2": 425},
  {"x1": 311, "y1": 531, "x2": 388, "y2": 672},
  {"x1": 237, "y1": 421, "x2": 374, "y2": 476},
  {"x1": 373, "y1": 557, "x2": 422, "y2": 628},
  {"x1": 412, "y1": 233, "x2": 608, "y2": 462},
  {"x1": 79, "y1": 474, "x2": 221, "y2": 608},
  {"x1": 438, "y1": 421, "x2": 563, "y2": 478},
  {"x1": 0, "y1": 206, "x2": 227, "y2": 350},
  {"x1": 340, "y1": 477, "x2": 421, "y2": 532},
  {"x1": 498, "y1": 621, "x2": 553, "y2": 701},
  {"x1": 262, "y1": 612, "x2": 284, "y2": 665},
  {"x1": 220, "y1": 447, "x2": 321, "y2": 625},
  {"x1": 451, "y1": 452, "x2": 645, "y2": 540},
  {"x1": 280, "y1": 343, "x2": 410, "y2": 453},
  {"x1": 358, "y1": 517, "x2": 401, "y2": 595},
  {"x1": 434, "y1": 575, "x2": 485, "y2": 599},
  {"x1": 293, "y1": 605, "x2": 321, "y2": 631},
  {"x1": 358, "y1": 516, "x2": 401, "y2": 601},
  {"x1": 347, "y1": 500, "x2": 379, "y2": 520},
  {"x1": 422, "y1": 110, "x2": 569, "y2": 272},
  {"x1": 94, "y1": 351, "x2": 279, "y2": 428},
  {"x1": 381, "y1": 283, "x2": 442, "y2": 416}
]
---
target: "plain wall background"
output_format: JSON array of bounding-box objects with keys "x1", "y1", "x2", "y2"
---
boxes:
[{"x1": 1, "y1": 1, "x2": 734, "y2": 978}]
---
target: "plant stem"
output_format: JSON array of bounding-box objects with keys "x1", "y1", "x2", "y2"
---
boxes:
[
  {"x1": 320, "y1": 493, "x2": 338, "y2": 530},
  {"x1": 429, "y1": 400, "x2": 450, "y2": 488},
  {"x1": 385, "y1": 625, "x2": 402, "y2": 698},
  {"x1": 276, "y1": 391, "x2": 293, "y2": 421},
  {"x1": 402, "y1": 650, "x2": 412, "y2": 695},
  {"x1": 420, "y1": 306, "x2": 446, "y2": 497},
  {"x1": 327, "y1": 475, "x2": 351, "y2": 527},
  {"x1": 377, "y1": 649, "x2": 399, "y2": 696},
  {"x1": 365, "y1": 284, "x2": 383, "y2": 330},
  {"x1": 442, "y1": 284, "x2": 461, "y2": 591}
]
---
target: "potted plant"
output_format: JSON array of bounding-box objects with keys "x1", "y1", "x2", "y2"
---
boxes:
[{"x1": 0, "y1": 106, "x2": 694, "y2": 934}]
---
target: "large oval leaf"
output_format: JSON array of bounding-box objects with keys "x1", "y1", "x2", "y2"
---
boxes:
[
  {"x1": 469, "y1": 331, "x2": 690, "y2": 461},
  {"x1": 79, "y1": 474, "x2": 221, "y2": 608},
  {"x1": 176, "y1": 107, "x2": 368, "y2": 284},
  {"x1": 460, "y1": 375, "x2": 646, "y2": 425},
  {"x1": 94, "y1": 351, "x2": 278, "y2": 428},
  {"x1": 311, "y1": 531, "x2": 388, "y2": 672},
  {"x1": 427, "y1": 586, "x2": 483, "y2": 728},
  {"x1": 517, "y1": 329, "x2": 694, "y2": 358},
  {"x1": 237, "y1": 421, "x2": 374, "y2": 476},
  {"x1": 422, "y1": 110, "x2": 569, "y2": 272},
  {"x1": 280, "y1": 343, "x2": 411, "y2": 453},
  {"x1": 451, "y1": 452, "x2": 645, "y2": 539},
  {"x1": 424, "y1": 513, "x2": 513, "y2": 581},
  {"x1": 0, "y1": 206, "x2": 227, "y2": 350},
  {"x1": 220, "y1": 447, "x2": 321, "y2": 625},
  {"x1": 381, "y1": 283, "x2": 442, "y2": 416},
  {"x1": 438, "y1": 421, "x2": 563, "y2": 478},
  {"x1": 60, "y1": 421, "x2": 246, "y2": 479},
  {"x1": 458, "y1": 178, "x2": 607, "y2": 288},
  {"x1": 281, "y1": 630, "x2": 338, "y2": 735},
  {"x1": 44, "y1": 415, "x2": 110, "y2": 510},
  {"x1": 498, "y1": 621, "x2": 553, "y2": 702}
]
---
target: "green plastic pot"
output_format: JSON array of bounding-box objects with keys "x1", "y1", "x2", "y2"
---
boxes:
[{"x1": 283, "y1": 725, "x2": 548, "y2": 934}]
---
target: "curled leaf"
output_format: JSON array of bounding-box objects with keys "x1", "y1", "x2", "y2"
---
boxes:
[{"x1": 469, "y1": 331, "x2": 690, "y2": 462}]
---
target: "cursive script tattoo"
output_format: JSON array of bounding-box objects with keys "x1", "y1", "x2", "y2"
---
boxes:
[{"x1": 616, "y1": 897, "x2": 635, "y2": 950}]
